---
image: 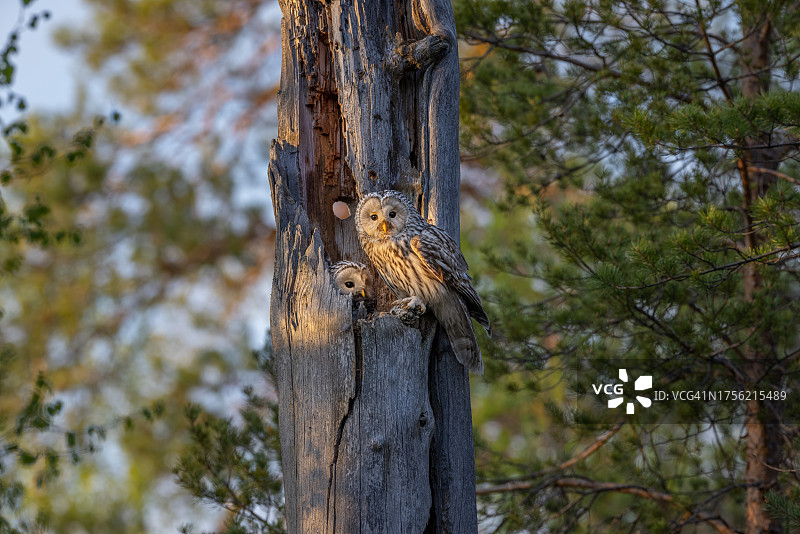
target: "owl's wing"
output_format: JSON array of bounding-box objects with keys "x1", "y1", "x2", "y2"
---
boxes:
[{"x1": 410, "y1": 228, "x2": 491, "y2": 336}]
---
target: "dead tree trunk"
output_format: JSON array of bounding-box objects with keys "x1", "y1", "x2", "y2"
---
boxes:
[{"x1": 268, "y1": 1, "x2": 478, "y2": 533}]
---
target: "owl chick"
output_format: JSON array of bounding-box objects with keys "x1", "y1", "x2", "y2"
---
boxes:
[
  {"x1": 330, "y1": 260, "x2": 376, "y2": 316},
  {"x1": 355, "y1": 191, "x2": 490, "y2": 374}
]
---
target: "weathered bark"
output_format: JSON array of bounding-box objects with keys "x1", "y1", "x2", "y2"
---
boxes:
[
  {"x1": 269, "y1": 0, "x2": 477, "y2": 532},
  {"x1": 737, "y1": 11, "x2": 784, "y2": 534}
]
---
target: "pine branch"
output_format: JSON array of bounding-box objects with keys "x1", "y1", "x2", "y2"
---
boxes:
[
  {"x1": 746, "y1": 166, "x2": 800, "y2": 185},
  {"x1": 476, "y1": 423, "x2": 623, "y2": 495},
  {"x1": 613, "y1": 242, "x2": 800, "y2": 290},
  {"x1": 479, "y1": 475, "x2": 736, "y2": 534},
  {"x1": 764, "y1": 490, "x2": 800, "y2": 530}
]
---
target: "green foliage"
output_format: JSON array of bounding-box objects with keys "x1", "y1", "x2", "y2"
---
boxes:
[
  {"x1": 174, "y1": 347, "x2": 284, "y2": 534},
  {"x1": 0, "y1": 112, "x2": 272, "y2": 531},
  {"x1": 457, "y1": 0, "x2": 800, "y2": 531},
  {"x1": 0, "y1": 0, "x2": 278, "y2": 530},
  {"x1": 765, "y1": 490, "x2": 800, "y2": 531},
  {"x1": 1, "y1": 2, "x2": 85, "y2": 277},
  {"x1": 0, "y1": 4, "x2": 110, "y2": 531},
  {"x1": 0, "y1": 346, "x2": 99, "y2": 534}
]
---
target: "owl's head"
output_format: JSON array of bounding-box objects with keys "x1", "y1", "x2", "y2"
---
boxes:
[
  {"x1": 330, "y1": 261, "x2": 373, "y2": 298},
  {"x1": 355, "y1": 191, "x2": 417, "y2": 240}
]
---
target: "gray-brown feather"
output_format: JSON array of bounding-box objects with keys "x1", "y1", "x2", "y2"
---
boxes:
[
  {"x1": 431, "y1": 294, "x2": 484, "y2": 374},
  {"x1": 355, "y1": 190, "x2": 490, "y2": 374},
  {"x1": 410, "y1": 228, "x2": 491, "y2": 336}
]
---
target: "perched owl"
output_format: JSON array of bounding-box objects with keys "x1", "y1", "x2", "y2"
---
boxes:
[
  {"x1": 355, "y1": 191, "x2": 490, "y2": 374},
  {"x1": 330, "y1": 260, "x2": 376, "y2": 315}
]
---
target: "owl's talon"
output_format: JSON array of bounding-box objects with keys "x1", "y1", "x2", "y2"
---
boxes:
[
  {"x1": 390, "y1": 296, "x2": 426, "y2": 325},
  {"x1": 392, "y1": 307, "x2": 420, "y2": 326},
  {"x1": 390, "y1": 296, "x2": 426, "y2": 315}
]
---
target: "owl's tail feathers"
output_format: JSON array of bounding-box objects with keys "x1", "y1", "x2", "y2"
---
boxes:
[
  {"x1": 458, "y1": 286, "x2": 491, "y2": 339},
  {"x1": 434, "y1": 299, "x2": 485, "y2": 375},
  {"x1": 451, "y1": 338, "x2": 485, "y2": 375},
  {"x1": 473, "y1": 311, "x2": 491, "y2": 339}
]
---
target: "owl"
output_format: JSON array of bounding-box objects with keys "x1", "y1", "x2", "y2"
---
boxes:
[
  {"x1": 355, "y1": 191, "x2": 490, "y2": 374},
  {"x1": 330, "y1": 260, "x2": 376, "y2": 315}
]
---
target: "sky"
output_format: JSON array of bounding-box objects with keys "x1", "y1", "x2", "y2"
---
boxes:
[{"x1": 0, "y1": 0, "x2": 90, "y2": 119}]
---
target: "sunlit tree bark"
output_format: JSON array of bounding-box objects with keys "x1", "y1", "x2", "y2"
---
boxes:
[{"x1": 268, "y1": 0, "x2": 478, "y2": 532}]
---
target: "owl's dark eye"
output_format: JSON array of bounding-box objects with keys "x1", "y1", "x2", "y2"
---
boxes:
[
  {"x1": 345, "y1": 281, "x2": 355, "y2": 288},
  {"x1": 370, "y1": 214, "x2": 378, "y2": 221},
  {"x1": 388, "y1": 211, "x2": 396, "y2": 218}
]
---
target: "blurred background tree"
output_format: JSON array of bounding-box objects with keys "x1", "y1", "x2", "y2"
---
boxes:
[
  {"x1": 2, "y1": 0, "x2": 280, "y2": 532},
  {"x1": 1, "y1": 3, "x2": 107, "y2": 531}
]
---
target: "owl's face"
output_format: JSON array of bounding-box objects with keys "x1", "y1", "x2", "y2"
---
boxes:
[
  {"x1": 330, "y1": 261, "x2": 373, "y2": 298},
  {"x1": 356, "y1": 193, "x2": 411, "y2": 239}
]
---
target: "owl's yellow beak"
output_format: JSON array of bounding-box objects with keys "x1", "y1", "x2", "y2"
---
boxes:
[
  {"x1": 359, "y1": 289, "x2": 366, "y2": 298},
  {"x1": 380, "y1": 220, "x2": 389, "y2": 233}
]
